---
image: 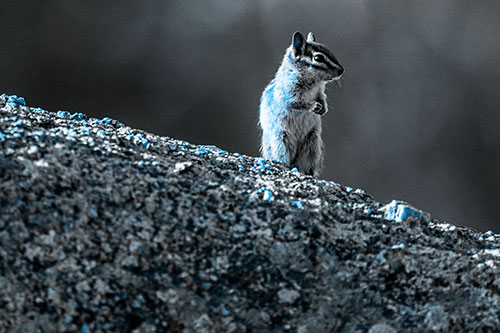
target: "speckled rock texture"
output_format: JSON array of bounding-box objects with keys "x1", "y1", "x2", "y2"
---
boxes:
[{"x1": 1, "y1": 93, "x2": 500, "y2": 332}]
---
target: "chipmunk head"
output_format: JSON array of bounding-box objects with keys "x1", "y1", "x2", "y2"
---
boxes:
[{"x1": 289, "y1": 31, "x2": 343, "y2": 82}]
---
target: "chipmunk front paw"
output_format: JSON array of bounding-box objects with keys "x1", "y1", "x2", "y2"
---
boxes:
[{"x1": 310, "y1": 102, "x2": 326, "y2": 115}]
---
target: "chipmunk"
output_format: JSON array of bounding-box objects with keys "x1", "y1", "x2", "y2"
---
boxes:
[{"x1": 259, "y1": 31, "x2": 343, "y2": 176}]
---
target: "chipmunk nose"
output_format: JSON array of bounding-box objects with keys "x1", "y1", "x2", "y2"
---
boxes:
[{"x1": 337, "y1": 66, "x2": 344, "y2": 77}]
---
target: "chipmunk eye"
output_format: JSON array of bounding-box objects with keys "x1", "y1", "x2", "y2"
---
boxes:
[{"x1": 313, "y1": 54, "x2": 326, "y2": 63}]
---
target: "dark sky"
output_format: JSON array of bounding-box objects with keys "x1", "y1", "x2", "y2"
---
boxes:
[{"x1": 2, "y1": 1, "x2": 500, "y2": 231}]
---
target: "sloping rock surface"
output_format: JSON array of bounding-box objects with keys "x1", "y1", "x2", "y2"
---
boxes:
[{"x1": 1, "y1": 94, "x2": 500, "y2": 332}]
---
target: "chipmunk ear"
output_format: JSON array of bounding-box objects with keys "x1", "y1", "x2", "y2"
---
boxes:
[
  {"x1": 292, "y1": 31, "x2": 305, "y2": 57},
  {"x1": 307, "y1": 32, "x2": 316, "y2": 43}
]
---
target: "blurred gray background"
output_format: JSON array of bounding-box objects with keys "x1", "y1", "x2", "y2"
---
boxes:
[{"x1": 2, "y1": 1, "x2": 500, "y2": 231}]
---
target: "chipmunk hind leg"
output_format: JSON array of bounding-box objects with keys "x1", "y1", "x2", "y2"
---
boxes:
[
  {"x1": 291, "y1": 127, "x2": 324, "y2": 176},
  {"x1": 261, "y1": 130, "x2": 291, "y2": 165}
]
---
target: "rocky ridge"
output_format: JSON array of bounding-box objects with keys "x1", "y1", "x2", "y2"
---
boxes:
[{"x1": 1, "y1": 93, "x2": 500, "y2": 332}]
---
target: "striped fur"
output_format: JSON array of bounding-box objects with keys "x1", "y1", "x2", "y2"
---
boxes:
[{"x1": 259, "y1": 31, "x2": 343, "y2": 176}]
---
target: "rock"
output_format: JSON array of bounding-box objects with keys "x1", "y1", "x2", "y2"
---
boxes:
[
  {"x1": 278, "y1": 288, "x2": 300, "y2": 304},
  {"x1": 368, "y1": 323, "x2": 397, "y2": 333},
  {"x1": 1, "y1": 93, "x2": 500, "y2": 332}
]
